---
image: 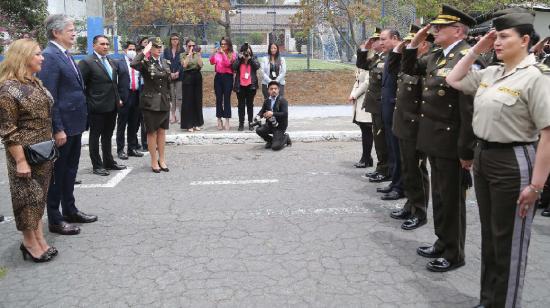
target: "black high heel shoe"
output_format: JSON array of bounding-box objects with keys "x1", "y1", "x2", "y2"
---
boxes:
[
  {"x1": 20, "y1": 244, "x2": 52, "y2": 263},
  {"x1": 158, "y1": 161, "x2": 169, "y2": 172}
]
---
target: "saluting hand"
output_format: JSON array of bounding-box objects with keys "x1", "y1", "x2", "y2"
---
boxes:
[
  {"x1": 410, "y1": 24, "x2": 431, "y2": 49},
  {"x1": 472, "y1": 30, "x2": 497, "y2": 55},
  {"x1": 143, "y1": 42, "x2": 153, "y2": 56}
]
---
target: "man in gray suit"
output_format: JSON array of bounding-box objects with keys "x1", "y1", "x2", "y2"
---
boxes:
[{"x1": 79, "y1": 35, "x2": 127, "y2": 176}]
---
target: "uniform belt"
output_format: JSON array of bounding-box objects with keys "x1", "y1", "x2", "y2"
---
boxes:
[{"x1": 477, "y1": 139, "x2": 533, "y2": 149}]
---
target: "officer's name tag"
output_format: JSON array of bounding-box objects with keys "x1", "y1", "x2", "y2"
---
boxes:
[
  {"x1": 435, "y1": 68, "x2": 451, "y2": 77},
  {"x1": 479, "y1": 82, "x2": 488, "y2": 88},
  {"x1": 377, "y1": 62, "x2": 384, "y2": 69},
  {"x1": 244, "y1": 72, "x2": 250, "y2": 79},
  {"x1": 498, "y1": 87, "x2": 521, "y2": 97},
  {"x1": 271, "y1": 71, "x2": 277, "y2": 78}
]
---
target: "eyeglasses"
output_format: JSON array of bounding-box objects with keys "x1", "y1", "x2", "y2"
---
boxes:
[
  {"x1": 432, "y1": 24, "x2": 460, "y2": 31},
  {"x1": 171, "y1": 38, "x2": 179, "y2": 40}
]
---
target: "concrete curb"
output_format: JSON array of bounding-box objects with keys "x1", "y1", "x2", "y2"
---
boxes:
[{"x1": 0, "y1": 131, "x2": 361, "y2": 150}]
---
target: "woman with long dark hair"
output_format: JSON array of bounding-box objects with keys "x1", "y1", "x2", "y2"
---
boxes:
[
  {"x1": 446, "y1": 12, "x2": 550, "y2": 307},
  {"x1": 232, "y1": 43, "x2": 261, "y2": 131},
  {"x1": 164, "y1": 33, "x2": 184, "y2": 124},
  {"x1": 180, "y1": 38, "x2": 204, "y2": 131},
  {"x1": 261, "y1": 43, "x2": 286, "y2": 99},
  {"x1": 209, "y1": 37, "x2": 236, "y2": 130}
]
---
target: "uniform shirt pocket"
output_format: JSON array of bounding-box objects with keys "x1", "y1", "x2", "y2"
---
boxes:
[{"x1": 493, "y1": 92, "x2": 519, "y2": 121}]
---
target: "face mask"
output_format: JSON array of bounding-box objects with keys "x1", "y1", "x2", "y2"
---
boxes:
[{"x1": 126, "y1": 50, "x2": 136, "y2": 59}]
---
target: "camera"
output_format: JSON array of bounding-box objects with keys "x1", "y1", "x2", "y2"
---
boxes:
[
  {"x1": 267, "y1": 115, "x2": 278, "y2": 127},
  {"x1": 250, "y1": 115, "x2": 262, "y2": 128}
]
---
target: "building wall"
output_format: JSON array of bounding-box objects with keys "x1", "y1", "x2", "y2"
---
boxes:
[{"x1": 47, "y1": 0, "x2": 103, "y2": 18}]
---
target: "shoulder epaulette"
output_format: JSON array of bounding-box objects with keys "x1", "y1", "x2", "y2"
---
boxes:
[
  {"x1": 431, "y1": 47, "x2": 442, "y2": 53},
  {"x1": 460, "y1": 49, "x2": 469, "y2": 56},
  {"x1": 534, "y1": 63, "x2": 550, "y2": 74}
]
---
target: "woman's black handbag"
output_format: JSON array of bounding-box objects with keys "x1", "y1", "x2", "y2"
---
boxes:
[{"x1": 23, "y1": 140, "x2": 59, "y2": 165}]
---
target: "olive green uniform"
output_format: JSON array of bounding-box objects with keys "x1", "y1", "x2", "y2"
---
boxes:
[
  {"x1": 356, "y1": 49, "x2": 389, "y2": 176},
  {"x1": 392, "y1": 54, "x2": 430, "y2": 218},
  {"x1": 402, "y1": 40, "x2": 478, "y2": 264},
  {"x1": 459, "y1": 54, "x2": 550, "y2": 308}
]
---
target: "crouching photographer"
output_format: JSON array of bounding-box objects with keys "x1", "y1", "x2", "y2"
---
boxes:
[{"x1": 254, "y1": 81, "x2": 291, "y2": 150}]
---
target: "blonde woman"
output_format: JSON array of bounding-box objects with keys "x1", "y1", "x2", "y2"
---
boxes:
[
  {"x1": 348, "y1": 67, "x2": 373, "y2": 168},
  {"x1": 0, "y1": 39, "x2": 57, "y2": 262}
]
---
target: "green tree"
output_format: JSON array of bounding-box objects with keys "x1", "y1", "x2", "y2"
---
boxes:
[{"x1": 0, "y1": 0, "x2": 48, "y2": 45}]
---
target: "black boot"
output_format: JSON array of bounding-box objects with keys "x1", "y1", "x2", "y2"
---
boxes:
[{"x1": 238, "y1": 123, "x2": 244, "y2": 131}]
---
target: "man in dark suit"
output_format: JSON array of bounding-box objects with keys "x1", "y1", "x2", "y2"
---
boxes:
[
  {"x1": 38, "y1": 14, "x2": 98, "y2": 235},
  {"x1": 377, "y1": 28, "x2": 404, "y2": 200},
  {"x1": 115, "y1": 41, "x2": 144, "y2": 159},
  {"x1": 255, "y1": 81, "x2": 291, "y2": 151},
  {"x1": 79, "y1": 35, "x2": 126, "y2": 176}
]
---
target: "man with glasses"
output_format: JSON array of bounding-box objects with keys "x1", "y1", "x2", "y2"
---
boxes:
[
  {"x1": 79, "y1": 35, "x2": 127, "y2": 176},
  {"x1": 402, "y1": 5, "x2": 482, "y2": 272}
]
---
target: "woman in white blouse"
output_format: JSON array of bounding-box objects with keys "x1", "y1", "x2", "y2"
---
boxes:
[{"x1": 261, "y1": 43, "x2": 286, "y2": 99}]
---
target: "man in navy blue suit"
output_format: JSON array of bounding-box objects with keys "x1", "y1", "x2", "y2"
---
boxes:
[
  {"x1": 115, "y1": 41, "x2": 144, "y2": 159},
  {"x1": 38, "y1": 14, "x2": 98, "y2": 235},
  {"x1": 377, "y1": 29, "x2": 405, "y2": 201}
]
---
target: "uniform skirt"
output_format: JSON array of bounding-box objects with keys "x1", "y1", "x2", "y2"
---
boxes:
[{"x1": 142, "y1": 110, "x2": 169, "y2": 133}]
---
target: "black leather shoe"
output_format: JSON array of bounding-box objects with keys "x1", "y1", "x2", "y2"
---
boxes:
[
  {"x1": 285, "y1": 134, "x2": 292, "y2": 147},
  {"x1": 381, "y1": 190, "x2": 405, "y2": 200},
  {"x1": 377, "y1": 185, "x2": 392, "y2": 193},
  {"x1": 63, "y1": 211, "x2": 98, "y2": 224},
  {"x1": 390, "y1": 208, "x2": 411, "y2": 220},
  {"x1": 128, "y1": 149, "x2": 144, "y2": 157},
  {"x1": 542, "y1": 207, "x2": 550, "y2": 217},
  {"x1": 265, "y1": 142, "x2": 272, "y2": 149},
  {"x1": 402, "y1": 216, "x2": 427, "y2": 230},
  {"x1": 117, "y1": 151, "x2": 128, "y2": 160},
  {"x1": 74, "y1": 179, "x2": 82, "y2": 184},
  {"x1": 49, "y1": 222, "x2": 81, "y2": 235},
  {"x1": 369, "y1": 173, "x2": 391, "y2": 183},
  {"x1": 354, "y1": 161, "x2": 367, "y2": 168},
  {"x1": 105, "y1": 162, "x2": 127, "y2": 170},
  {"x1": 365, "y1": 171, "x2": 379, "y2": 178},
  {"x1": 238, "y1": 123, "x2": 244, "y2": 131},
  {"x1": 93, "y1": 168, "x2": 110, "y2": 176},
  {"x1": 417, "y1": 245, "x2": 443, "y2": 258},
  {"x1": 426, "y1": 258, "x2": 465, "y2": 272}
]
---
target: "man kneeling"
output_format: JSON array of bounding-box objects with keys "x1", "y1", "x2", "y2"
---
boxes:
[{"x1": 255, "y1": 81, "x2": 291, "y2": 150}]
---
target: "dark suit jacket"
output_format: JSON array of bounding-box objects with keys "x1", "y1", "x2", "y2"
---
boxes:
[
  {"x1": 37, "y1": 42, "x2": 87, "y2": 136},
  {"x1": 115, "y1": 56, "x2": 141, "y2": 103},
  {"x1": 356, "y1": 49, "x2": 384, "y2": 114},
  {"x1": 79, "y1": 53, "x2": 121, "y2": 114},
  {"x1": 258, "y1": 96, "x2": 288, "y2": 131},
  {"x1": 402, "y1": 40, "x2": 482, "y2": 160},
  {"x1": 381, "y1": 51, "x2": 401, "y2": 106}
]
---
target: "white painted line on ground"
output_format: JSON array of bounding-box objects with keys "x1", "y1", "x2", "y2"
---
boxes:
[
  {"x1": 190, "y1": 179, "x2": 279, "y2": 186},
  {"x1": 76, "y1": 168, "x2": 132, "y2": 189},
  {"x1": 251, "y1": 206, "x2": 374, "y2": 217}
]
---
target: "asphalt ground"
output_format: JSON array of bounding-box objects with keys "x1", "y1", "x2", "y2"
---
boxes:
[{"x1": 1, "y1": 142, "x2": 549, "y2": 307}]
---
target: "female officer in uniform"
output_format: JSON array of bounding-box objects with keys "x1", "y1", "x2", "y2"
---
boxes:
[{"x1": 446, "y1": 12, "x2": 550, "y2": 308}]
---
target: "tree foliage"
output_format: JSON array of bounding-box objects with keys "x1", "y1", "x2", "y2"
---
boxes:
[{"x1": 0, "y1": 0, "x2": 48, "y2": 46}]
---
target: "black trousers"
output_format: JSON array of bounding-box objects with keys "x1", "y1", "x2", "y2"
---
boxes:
[
  {"x1": 139, "y1": 112, "x2": 147, "y2": 149},
  {"x1": 256, "y1": 124, "x2": 288, "y2": 151},
  {"x1": 429, "y1": 156, "x2": 466, "y2": 264},
  {"x1": 214, "y1": 73, "x2": 233, "y2": 118},
  {"x1": 89, "y1": 111, "x2": 117, "y2": 168},
  {"x1": 382, "y1": 101, "x2": 402, "y2": 193},
  {"x1": 357, "y1": 122, "x2": 373, "y2": 163},
  {"x1": 237, "y1": 85, "x2": 257, "y2": 124},
  {"x1": 371, "y1": 112, "x2": 389, "y2": 176},
  {"x1": 398, "y1": 138, "x2": 429, "y2": 217},
  {"x1": 116, "y1": 90, "x2": 140, "y2": 153},
  {"x1": 474, "y1": 144, "x2": 536, "y2": 308},
  {"x1": 539, "y1": 175, "x2": 550, "y2": 208},
  {"x1": 47, "y1": 134, "x2": 81, "y2": 225},
  {"x1": 180, "y1": 71, "x2": 204, "y2": 129}
]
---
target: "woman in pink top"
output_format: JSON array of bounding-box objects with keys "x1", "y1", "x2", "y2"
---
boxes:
[{"x1": 209, "y1": 37, "x2": 236, "y2": 130}]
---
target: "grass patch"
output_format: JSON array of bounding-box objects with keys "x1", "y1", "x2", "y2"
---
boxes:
[
  {"x1": 201, "y1": 57, "x2": 354, "y2": 72},
  {"x1": 0, "y1": 267, "x2": 7, "y2": 279}
]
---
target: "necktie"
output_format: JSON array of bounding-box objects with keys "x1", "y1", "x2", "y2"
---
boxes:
[
  {"x1": 64, "y1": 50, "x2": 79, "y2": 78},
  {"x1": 131, "y1": 68, "x2": 137, "y2": 91},
  {"x1": 101, "y1": 56, "x2": 113, "y2": 79}
]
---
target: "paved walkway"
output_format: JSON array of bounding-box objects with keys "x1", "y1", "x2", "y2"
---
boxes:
[{"x1": 1, "y1": 142, "x2": 550, "y2": 307}]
